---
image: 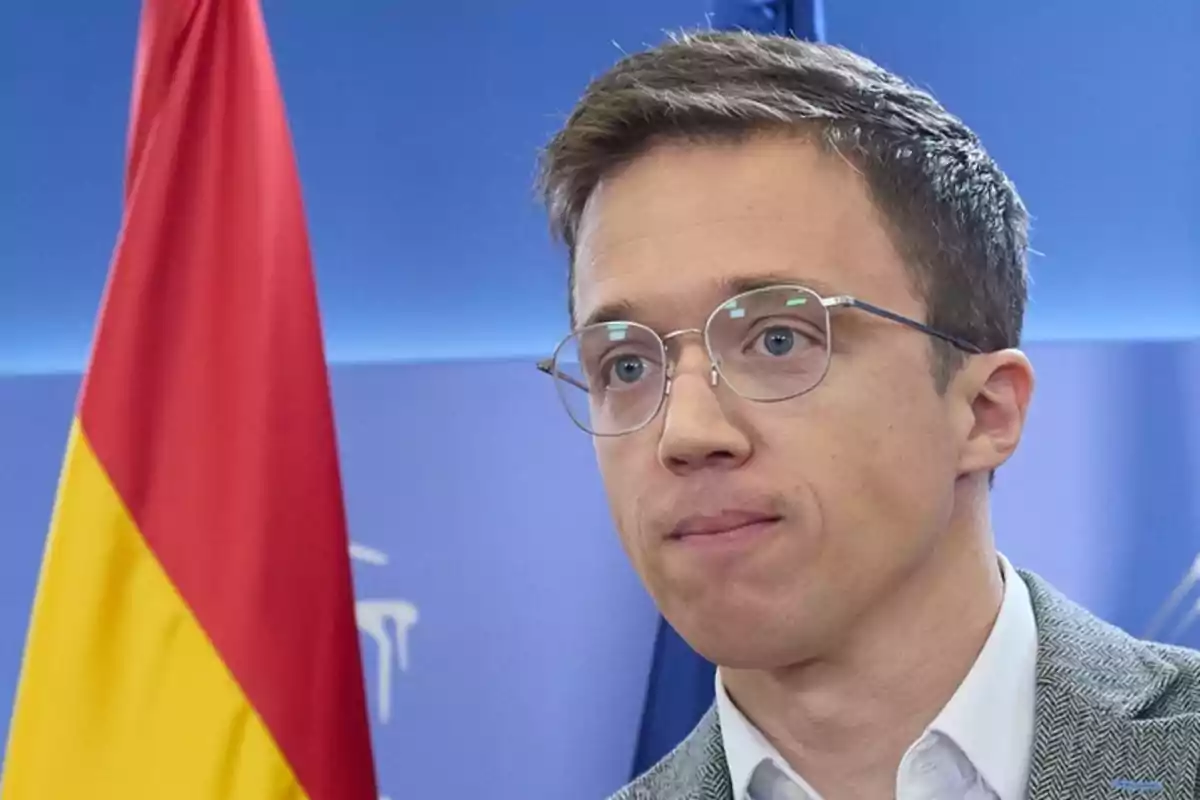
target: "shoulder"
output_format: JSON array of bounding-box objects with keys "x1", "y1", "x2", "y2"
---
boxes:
[
  {"x1": 606, "y1": 705, "x2": 730, "y2": 800},
  {"x1": 1021, "y1": 567, "x2": 1200, "y2": 716}
]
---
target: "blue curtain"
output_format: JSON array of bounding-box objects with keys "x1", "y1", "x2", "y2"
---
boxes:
[
  {"x1": 708, "y1": 0, "x2": 825, "y2": 41},
  {"x1": 628, "y1": 0, "x2": 825, "y2": 778}
]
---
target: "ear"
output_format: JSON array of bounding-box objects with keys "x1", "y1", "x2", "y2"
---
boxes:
[{"x1": 953, "y1": 349, "x2": 1035, "y2": 476}]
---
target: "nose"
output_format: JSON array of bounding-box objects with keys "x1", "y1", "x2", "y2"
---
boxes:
[{"x1": 657, "y1": 342, "x2": 753, "y2": 475}]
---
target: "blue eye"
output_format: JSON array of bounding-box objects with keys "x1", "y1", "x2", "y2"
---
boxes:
[
  {"x1": 609, "y1": 354, "x2": 647, "y2": 384},
  {"x1": 759, "y1": 326, "x2": 796, "y2": 356}
]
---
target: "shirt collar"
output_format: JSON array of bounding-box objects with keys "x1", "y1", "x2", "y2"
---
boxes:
[
  {"x1": 716, "y1": 668, "x2": 814, "y2": 800},
  {"x1": 714, "y1": 554, "x2": 1037, "y2": 800},
  {"x1": 926, "y1": 553, "x2": 1037, "y2": 800}
]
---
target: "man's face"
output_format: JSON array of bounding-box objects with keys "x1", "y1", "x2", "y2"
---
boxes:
[{"x1": 572, "y1": 135, "x2": 991, "y2": 668}]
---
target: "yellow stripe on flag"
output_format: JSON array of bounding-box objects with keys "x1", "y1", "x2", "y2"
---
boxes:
[{"x1": 1, "y1": 421, "x2": 307, "y2": 800}]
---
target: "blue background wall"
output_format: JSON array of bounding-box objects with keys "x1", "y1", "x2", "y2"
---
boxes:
[
  {"x1": 2, "y1": 0, "x2": 1197, "y2": 374},
  {"x1": 1, "y1": 2, "x2": 1197, "y2": 798},
  {"x1": 2, "y1": 345, "x2": 1199, "y2": 798}
]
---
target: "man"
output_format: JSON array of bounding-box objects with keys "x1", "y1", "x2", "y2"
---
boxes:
[{"x1": 535, "y1": 31, "x2": 1200, "y2": 800}]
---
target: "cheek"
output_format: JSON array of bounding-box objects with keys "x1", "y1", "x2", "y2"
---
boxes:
[
  {"x1": 594, "y1": 440, "x2": 655, "y2": 561},
  {"x1": 774, "y1": 366, "x2": 954, "y2": 544}
]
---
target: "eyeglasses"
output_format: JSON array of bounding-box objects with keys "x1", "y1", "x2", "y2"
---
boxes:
[{"x1": 537, "y1": 284, "x2": 982, "y2": 437}]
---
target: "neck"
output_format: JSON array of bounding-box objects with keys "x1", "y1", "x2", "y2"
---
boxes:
[{"x1": 721, "y1": 502, "x2": 1004, "y2": 798}]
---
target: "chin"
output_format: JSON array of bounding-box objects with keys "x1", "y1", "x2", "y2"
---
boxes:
[
  {"x1": 663, "y1": 596, "x2": 822, "y2": 670},
  {"x1": 686, "y1": 629, "x2": 811, "y2": 671}
]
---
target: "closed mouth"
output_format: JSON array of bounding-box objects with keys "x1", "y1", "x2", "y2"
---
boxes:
[{"x1": 670, "y1": 513, "x2": 782, "y2": 540}]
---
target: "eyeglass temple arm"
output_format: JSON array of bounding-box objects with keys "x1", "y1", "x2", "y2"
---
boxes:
[
  {"x1": 536, "y1": 358, "x2": 590, "y2": 393},
  {"x1": 832, "y1": 297, "x2": 983, "y2": 355}
]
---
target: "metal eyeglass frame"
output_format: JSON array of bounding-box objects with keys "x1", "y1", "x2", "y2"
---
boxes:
[{"x1": 536, "y1": 284, "x2": 983, "y2": 436}]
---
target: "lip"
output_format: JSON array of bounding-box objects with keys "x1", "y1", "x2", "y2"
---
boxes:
[{"x1": 670, "y1": 510, "x2": 782, "y2": 540}]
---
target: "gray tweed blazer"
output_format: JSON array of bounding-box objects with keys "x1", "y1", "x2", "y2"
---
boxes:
[{"x1": 610, "y1": 570, "x2": 1200, "y2": 799}]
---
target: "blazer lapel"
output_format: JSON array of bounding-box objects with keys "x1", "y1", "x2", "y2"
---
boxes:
[
  {"x1": 621, "y1": 705, "x2": 733, "y2": 800},
  {"x1": 1023, "y1": 570, "x2": 1200, "y2": 800},
  {"x1": 693, "y1": 706, "x2": 735, "y2": 800}
]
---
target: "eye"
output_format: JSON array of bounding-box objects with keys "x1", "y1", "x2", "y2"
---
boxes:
[
  {"x1": 611, "y1": 354, "x2": 646, "y2": 383},
  {"x1": 756, "y1": 326, "x2": 797, "y2": 357},
  {"x1": 595, "y1": 352, "x2": 652, "y2": 388}
]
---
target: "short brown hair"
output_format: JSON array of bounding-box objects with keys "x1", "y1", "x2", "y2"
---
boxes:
[{"x1": 538, "y1": 30, "x2": 1030, "y2": 387}]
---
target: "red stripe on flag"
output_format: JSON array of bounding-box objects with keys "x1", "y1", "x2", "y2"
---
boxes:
[{"x1": 78, "y1": 2, "x2": 378, "y2": 798}]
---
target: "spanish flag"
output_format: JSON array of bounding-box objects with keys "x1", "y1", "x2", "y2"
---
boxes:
[{"x1": 1, "y1": 1, "x2": 378, "y2": 798}]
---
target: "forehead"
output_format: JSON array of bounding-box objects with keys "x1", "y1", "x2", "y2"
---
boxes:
[{"x1": 572, "y1": 135, "x2": 914, "y2": 328}]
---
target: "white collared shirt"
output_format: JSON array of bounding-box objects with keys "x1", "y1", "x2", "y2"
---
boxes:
[{"x1": 715, "y1": 555, "x2": 1038, "y2": 800}]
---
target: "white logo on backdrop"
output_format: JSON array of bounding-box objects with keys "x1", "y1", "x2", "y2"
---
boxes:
[
  {"x1": 350, "y1": 542, "x2": 419, "y2": 726},
  {"x1": 350, "y1": 542, "x2": 417, "y2": 800}
]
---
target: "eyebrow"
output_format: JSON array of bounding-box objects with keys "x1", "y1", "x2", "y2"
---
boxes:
[{"x1": 578, "y1": 272, "x2": 845, "y2": 329}]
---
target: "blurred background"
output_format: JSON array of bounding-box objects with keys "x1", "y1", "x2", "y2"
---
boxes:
[{"x1": 1, "y1": 1, "x2": 1197, "y2": 798}]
